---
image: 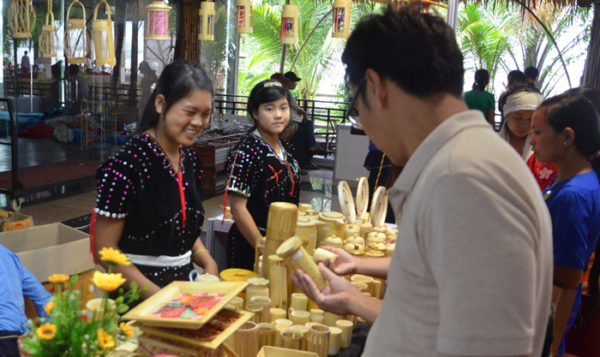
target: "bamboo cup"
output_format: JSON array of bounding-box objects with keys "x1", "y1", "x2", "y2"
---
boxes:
[
  {"x1": 310, "y1": 308, "x2": 325, "y2": 324},
  {"x1": 275, "y1": 318, "x2": 293, "y2": 329},
  {"x1": 250, "y1": 296, "x2": 272, "y2": 323},
  {"x1": 270, "y1": 308, "x2": 287, "y2": 322},
  {"x1": 264, "y1": 202, "x2": 298, "y2": 280},
  {"x1": 290, "y1": 325, "x2": 310, "y2": 350},
  {"x1": 328, "y1": 327, "x2": 342, "y2": 355},
  {"x1": 281, "y1": 328, "x2": 304, "y2": 350},
  {"x1": 336, "y1": 320, "x2": 353, "y2": 349},
  {"x1": 229, "y1": 296, "x2": 244, "y2": 311},
  {"x1": 290, "y1": 293, "x2": 308, "y2": 311},
  {"x1": 324, "y1": 312, "x2": 342, "y2": 327},
  {"x1": 246, "y1": 303, "x2": 264, "y2": 323},
  {"x1": 290, "y1": 310, "x2": 310, "y2": 325},
  {"x1": 268, "y1": 255, "x2": 288, "y2": 310},
  {"x1": 257, "y1": 323, "x2": 277, "y2": 350},
  {"x1": 314, "y1": 247, "x2": 338, "y2": 264},
  {"x1": 277, "y1": 237, "x2": 327, "y2": 291},
  {"x1": 307, "y1": 324, "x2": 330, "y2": 357},
  {"x1": 234, "y1": 321, "x2": 258, "y2": 357}
]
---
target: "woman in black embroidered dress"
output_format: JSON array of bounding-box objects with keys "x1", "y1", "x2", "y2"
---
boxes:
[
  {"x1": 92, "y1": 62, "x2": 218, "y2": 300},
  {"x1": 225, "y1": 80, "x2": 301, "y2": 270}
]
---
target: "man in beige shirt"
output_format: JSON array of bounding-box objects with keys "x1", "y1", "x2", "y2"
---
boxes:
[{"x1": 292, "y1": 5, "x2": 553, "y2": 356}]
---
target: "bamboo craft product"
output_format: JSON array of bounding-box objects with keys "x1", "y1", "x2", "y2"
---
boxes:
[
  {"x1": 247, "y1": 303, "x2": 265, "y2": 324},
  {"x1": 337, "y1": 180, "x2": 357, "y2": 224},
  {"x1": 275, "y1": 319, "x2": 294, "y2": 329},
  {"x1": 322, "y1": 236, "x2": 343, "y2": 249},
  {"x1": 355, "y1": 177, "x2": 370, "y2": 222},
  {"x1": 307, "y1": 324, "x2": 330, "y2": 357},
  {"x1": 296, "y1": 216, "x2": 320, "y2": 255},
  {"x1": 91, "y1": 0, "x2": 116, "y2": 67},
  {"x1": 277, "y1": 237, "x2": 327, "y2": 291},
  {"x1": 324, "y1": 312, "x2": 342, "y2": 327},
  {"x1": 8, "y1": 0, "x2": 36, "y2": 38},
  {"x1": 268, "y1": 255, "x2": 288, "y2": 310},
  {"x1": 290, "y1": 325, "x2": 310, "y2": 350},
  {"x1": 250, "y1": 296, "x2": 272, "y2": 323},
  {"x1": 310, "y1": 309, "x2": 325, "y2": 324},
  {"x1": 229, "y1": 296, "x2": 244, "y2": 311},
  {"x1": 234, "y1": 321, "x2": 258, "y2": 357},
  {"x1": 351, "y1": 275, "x2": 375, "y2": 297},
  {"x1": 342, "y1": 224, "x2": 361, "y2": 240},
  {"x1": 257, "y1": 323, "x2": 277, "y2": 350},
  {"x1": 246, "y1": 277, "x2": 270, "y2": 308},
  {"x1": 370, "y1": 187, "x2": 389, "y2": 227},
  {"x1": 263, "y1": 202, "x2": 298, "y2": 280},
  {"x1": 313, "y1": 248, "x2": 338, "y2": 264},
  {"x1": 270, "y1": 308, "x2": 287, "y2": 322},
  {"x1": 290, "y1": 310, "x2": 310, "y2": 325},
  {"x1": 281, "y1": 328, "x2": 304, "y2": 350},
  {"x1": 328, "y1": 327, "x2": 342, "y2": 356},
  {"x1": 290, "y1": 293, "x2": 308, "y2": 311},
  {"x1": 335, "y1": 320, "x2": 353, "y2": 349},
  {"x1": 317, "y1": 212, "x2": 346, "y2": 247}
]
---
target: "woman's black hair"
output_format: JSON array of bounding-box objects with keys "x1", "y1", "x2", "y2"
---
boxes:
[
  {"x1": 138, "y1": 61, "x2": 213, "y2": 132},
  {"x1": 558, "y1": 87, "x2": 600, "y2": 323},
  {"x1": 507, "y1": 70, "x2": 527, "y2": 88},
  {"x1": 472, "y1": 69, "x2": 490, "y2": 91},
  {"x1": 246, "y1": 80, "x2": 291, "y2": 125}
]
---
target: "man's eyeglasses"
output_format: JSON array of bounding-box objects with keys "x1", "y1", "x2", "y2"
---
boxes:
[{"x1": 346, "y1": 78, "x2": 366, "y2": 130}]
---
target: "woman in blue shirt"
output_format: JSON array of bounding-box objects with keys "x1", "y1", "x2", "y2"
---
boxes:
[{"x1": 530, "y1": 89, "x2": 600, "y2": 356}]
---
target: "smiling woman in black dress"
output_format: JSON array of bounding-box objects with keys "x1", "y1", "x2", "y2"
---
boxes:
[
  {"x1": 91, "y1": 62, "x2": 218, "y2": 300},
  {"x1": 224, "y1": 80, "x2": 301, "y2": 270}
]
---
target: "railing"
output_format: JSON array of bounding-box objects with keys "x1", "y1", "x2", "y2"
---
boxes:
[{"x1": 213, "y1": 94, "x2": 349, "y2": 157}]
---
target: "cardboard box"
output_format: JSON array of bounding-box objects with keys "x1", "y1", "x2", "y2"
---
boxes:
[
  {"x1": 0, "y1": 223, "x2": 94, "y2": 282},
  {"x1": 0, "y1": 211, "x2": 33, "y2": 232}
]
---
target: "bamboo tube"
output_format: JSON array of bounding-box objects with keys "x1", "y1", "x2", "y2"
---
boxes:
[
  {"x1": 314, "y1": 248, "x2": 338, "y2": 264},
  {"x1": 246, "y1": 303, "x2": 264, "y2": 323},
  {"x1": 336, "y1": 319, "x2": 353, "y2": 349},
  {"x1": 310, "y1": 308, "x2": 325, "y2": 324},
  {"x1": 250, "y1": 296, "x2": 272, "y2": 323},
  {"x1": 270, "y1": 308, "x2": 287, "y2": 322},
  {"x1": 290, "y1": 325, "x2": 310, "y2": 350},
  {"x1": 328, "y1": 327, "x2": 342, "y2": 355},
  {"x1": 278, "y1": 237, "x2": 327, "y2": 291},
  {"x1": 256, "y1": 323, "x2": 277, "y2": 350},
  {"x1": 264, "y1": 202, "x2": 298, "y2": 280},
  {"x1": 246, "y1": 277, "x2": 269, "y2": 308},
  {"x1": 229, "y1": 296, "x2": 244, "y2": 311},
  {"x1": 324, "y1": 312, "x2": 342, "y2": 327},
  {"x1": 351, "y1": 275, "x2": 375, "y2": 296},
  {"x1": 268, "y1": 255, "x2": 288, "y2": 310},
  {"x1": 281, "y1": 328, "x2": 304, "y2": 350},
  {"x1": 372, "y1": 279, "x2": 383, "y2": 299},
  {"x1": 290, "y1": 310, "x2": 310, "y2": 325},
  {"x1": 275, "y1": 318, "x2": 293, "y2": 329},
  {"x1": 307, "y1": 324, "x2": 330, "y2": 357},
  {"x1": 290, "y1": 293, "x2": 308, "y2": 311},
  {"x1": 234, "y1": 321, "x2": 258, "y2": 357}
]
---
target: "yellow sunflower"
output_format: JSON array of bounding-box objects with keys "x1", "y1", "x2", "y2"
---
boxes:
[
  {"x1": 43, "y1": 300, "x2": 54, "y2": 315},
  {"x1": 119, "y1": 322, "x2": 134, "y2": 339},
  {"x1": 91, "y1": 271, "x2": 126, "y2": 292},
  {"x1": 97, "y1": 328, "x2": 115, "y2": 350},
  {"x1": 36, "y1": 323, "x2": 56, "y2": 340},
  {"x1": 98, "y1": 247, "x2": 131, "y2": 266},
  {"x1": 48, "y1": 274, "x2": 69, "y2": 284}
]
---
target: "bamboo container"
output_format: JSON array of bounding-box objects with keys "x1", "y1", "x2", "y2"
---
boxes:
[
  {"x1": 328, "y1": 327, "x2": 342, "y2": 355},
  {"x1": 268, "y1": 255, "x2": 288, "y2": 310},
  {"x1": 264, "y1": 202, "x2": 298, "y2": 280},
  {"x1": 335, "y1": 320, "x2": 353, "y2": 349},
  {"x1": 246, "y1": 277, "x2": 270, "y2": 308},
  {"x1": 290, "y1": 310, "x2": 310, "y2": 325},
  {"x1": 290, "y1": 325, "x2": 310, "y2": 350},
  {"x1": 342, "y1": 224, "x2": 361, "y2": 240},
  {"x1": 234, "y1": 321, "x2": 258, "y2": 357},
  {"x1": 250, "y1": 296, "x2": 272, "y2": 323},
  {"x1": 270, "y1": 308, "x2": 287, "y2": 322},
  {"x1": 229, "y1": 296, "x2": 244, "y2": 311},
  {"x1": 317, "y1": 212, "x2": 346, "y2": 247},
  {"x1": 257, "y1": 323, "x2": 277, "y2": 350},
  {"x1": 277, "y1": 237, "x2": 327, "y2": 291},
  {"x1": 296, "y1": 215, "x2": 321, "y2": 255},
  {"x1": 324, "y1": 312, "x2": 342, "y2": 327},
  {"x1": 310, "y1": 308, "x2": 325, "y2": 324},
  {"x1": 281, "y1": 328, "x2": 304, "y2": 350},
  {"x1": 322, "y1": 236, "x2": 343, "y2": 249},
  {"x1": 359, "y1": 222, "x2": 373, "y2": 238},
  {"x1": 275, "y1": 318, "x2": 293, "y2": 329},
  {"x1": 314, "y1": 247, "x2": 338, "y2": 264},
  {"x1": 307, "y1": 324, "x2": 330, "y2": 357},
  {"x1": 247, "y1": 303, "x2": 265, "y2": 323},
  {"x1": 290, "y1": 293, "x2": 308, "y2": 311},
  {"x1": 351, "y1": 275, "x2": 375, "y2": 296}
]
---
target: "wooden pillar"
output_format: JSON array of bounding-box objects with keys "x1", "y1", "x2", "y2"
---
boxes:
[
  {"x1": 174, "y1": 0, "x2": 201, "y2": 63},
  {"x1": 583, "y1": 2, "x2": 600, "y2": 88}
]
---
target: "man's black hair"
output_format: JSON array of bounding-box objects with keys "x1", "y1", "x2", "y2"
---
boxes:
[
  {"x1": 525, "y1": 66, "x2": 539, "y2": 81},
  {"x1": 342, "y1": 4, "x2": 464, "y2": 100}
]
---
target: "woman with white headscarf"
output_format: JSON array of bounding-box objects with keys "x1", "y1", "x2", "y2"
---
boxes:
[{"x1": 499, "y1": 89, "x2": 559, "y2": 190}]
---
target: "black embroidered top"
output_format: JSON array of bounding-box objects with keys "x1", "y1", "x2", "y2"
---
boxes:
[
  {"x1": 224, "y1": 131, "x2": 300, "y2": 269},
  {"x1": 94, "y1": 133, "x2": 205, "y2": 286}
]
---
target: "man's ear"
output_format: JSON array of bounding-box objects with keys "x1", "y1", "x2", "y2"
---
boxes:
[
  {"x1": 365, "y1": 68, "x2": 387, "y2": 110},
  {"x1": 154, "y1": 94, "x2": 166, "y2": 114}
]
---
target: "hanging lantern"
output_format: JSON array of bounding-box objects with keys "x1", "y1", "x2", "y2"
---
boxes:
[
  {"x1": 280, "y1": 4, "x2": 298, "y2": 45},
  {"x1": 235, "y1": 0, "x2": 252, "y2": 34},
  {"x1": 332, "y1": 0, "x2": 351, "y2": 39},
  {"x1": 147, "y1": 1, "x2": 172, "y2": 41},
  {"x1": 65, "y1": 0, "x2": 87, "y2": 64},
  {"x1": 8, "y1": 0, "x2": 36, "y2": 39},
  {"x1": 198, "y1": 1, "x2": 215, "y2": 41},
  {"x1": 39, "y1": 0, "x2": 59, "y2": 58},
  {"x1": 92, "y1": 0, "x2": 116, "y2": 67}
]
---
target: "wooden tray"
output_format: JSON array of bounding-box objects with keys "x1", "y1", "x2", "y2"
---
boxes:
[{"x1": 122, "y1": 281, "x2": 247, "y2": 329}]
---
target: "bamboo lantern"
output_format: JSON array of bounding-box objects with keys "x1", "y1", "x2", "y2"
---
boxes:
[
  {"x1": 280, "y1": 4, "x2": 298, "y2": 45},
  {"x1": 92, "y1": 0, "x2": 116, "y2": 67},
  {"x1": 332, "y1": 0, "x2": 351, "y2": 39},
  {"x1": 39, "y1": 0, "x2": 59, "y2": 58},
  {"x1": 235, "y1": 0, "x2": 252, "y2": 34},
  {"x1": 65, "y1": 0, "x2": 87, "y2": 64},
  {"x1": 147, "y1": 1, "x2": 171, "y2": 40},
  {"x1": 8, "y1": 0, "x2": 36, "y2": 39},
  {"x1": 198, "y1": 1, "x2": 215, "y2": 41}
]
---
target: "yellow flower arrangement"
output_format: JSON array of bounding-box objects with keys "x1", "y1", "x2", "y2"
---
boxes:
[
  {"x1": 119, "y1": 322, "x2": 134, "y2": 339},
  {"x1": 43, "y1": 300, "x2": 54, "y2": 315},
  {"x1": 97, "y1": 328, "x2": 115, "y2": 350},
  {"x1": 92, "y1": 271, "x2": 127, "y2": 292},
  {"x1": 99, "y1": 247, "x2": 132, "y2": 266},
  {"x1": 36, "y1": 323, "x2": 56, "y2": 340},
  {"x1": 20, "y1": 247, "x2": 144, "y2": 357},
  {"x1": 48, "y1": 274, "x2": 69, "y2": 283}
]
